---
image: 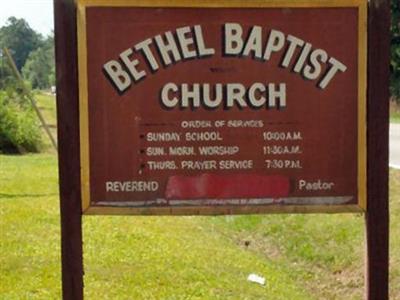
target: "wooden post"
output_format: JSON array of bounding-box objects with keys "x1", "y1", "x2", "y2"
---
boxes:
[
  {"x1": 366, "y1": 0, "x2": 390, "y2": 299},
  {"x1": 54, "y1": 0, "x2": 84, "y2": 299}
]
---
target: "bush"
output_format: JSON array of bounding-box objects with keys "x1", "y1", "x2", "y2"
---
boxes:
[{"x1": 0, "y1": 91, "x2": 42, "y2": 153}]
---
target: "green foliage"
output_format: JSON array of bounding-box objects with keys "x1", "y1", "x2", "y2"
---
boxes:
[
  {"x1": 0, "y1": 91, "x2": 42, "y2": 153},
  {"x1": 0, "y1": 51, "x2": 13, "y2": 90},
  {"x1": 0, "y1": 17, "x2": 54, "y2": 90},
  {"x1": 45, "y1": 35, "x2": 56, "y2": 87},
  {"x1": 0, "y1": 17, "x2": 43, "y2": 71},
  {"x1": 391, "y1": 0, "x2": 400, "y2": 102},
  {"x1": 22, "y1": 36, "x2": 55, "y2": 89}
]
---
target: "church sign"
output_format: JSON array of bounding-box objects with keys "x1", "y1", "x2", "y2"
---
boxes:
[{"x1": 76, "y1": 0, "x2": 367, "y2": 214}]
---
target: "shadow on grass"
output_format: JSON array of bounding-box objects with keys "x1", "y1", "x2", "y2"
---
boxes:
[{"x1": 0, "y1": 193, "x2": 58, "y2": 199}]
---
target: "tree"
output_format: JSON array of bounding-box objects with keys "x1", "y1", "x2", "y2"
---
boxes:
[
  {"x1": 0, "y1": 17, "x2": 43, "y2": 71},
  {"x1": 22, "y1": 35, "x2": 55, "y2": 89},
  {"x1": 0, "y1": 49, "x2": 14, "y2": 90},
  {"x1": 45, "y1": 34, "x2": 56, "y2": 87}
]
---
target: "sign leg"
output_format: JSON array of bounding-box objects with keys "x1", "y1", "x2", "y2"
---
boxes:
[
  {"x1": 366, "y1": 0, "x2": 390, "y2": 299},
  {"x1": 54, "y1": 0, "x2": 84, "y2": 299}
]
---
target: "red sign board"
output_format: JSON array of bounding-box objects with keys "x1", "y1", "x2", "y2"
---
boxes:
[{"x1": 77, "y1": 0, "x2": 367, "y2": 214}]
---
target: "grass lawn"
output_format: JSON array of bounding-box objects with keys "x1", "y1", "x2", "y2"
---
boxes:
[
  {"x1": 1, "y1": 92, "x2": 399, "y2": 298},
  {"x1": 33, "y1": 92, "x2": 58, "y2": 152},
  {"x1": 392, "y1": 114, "x2": 400, "y2": 124},
  {"x1": 210, "y1": 169, "x2": 400, "y2": 299},
  {"x1": 390, "y1": 100, "x2": 400, "y2": 123},
  {"x1": 1, "y1": 155, "x2": 399, "y2": 299},
  {"x1": 0, "y1": 154, "x2": 313, "y2": 299}
]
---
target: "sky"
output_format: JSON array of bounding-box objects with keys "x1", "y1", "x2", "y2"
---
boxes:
[{"x1": 0, "y1": 0, "x2": 54, "y2": 37}]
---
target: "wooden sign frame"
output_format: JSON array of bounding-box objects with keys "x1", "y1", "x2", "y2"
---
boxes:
[
  {"x1": 77, "y1": 0, "x2": 367, "y2": 215},
  {"x1": 54, "y1": 0, "x2": 390, "y2": 299}
]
